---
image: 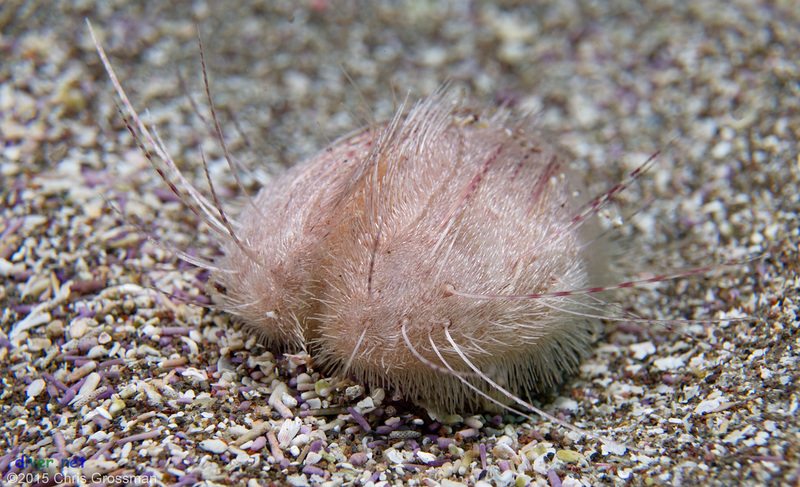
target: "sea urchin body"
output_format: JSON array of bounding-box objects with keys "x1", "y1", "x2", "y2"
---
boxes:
[{"x1": 298, "y1": 94, "x2": 599, "y2": 412}]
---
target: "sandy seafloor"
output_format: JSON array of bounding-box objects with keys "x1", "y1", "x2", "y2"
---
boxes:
[{"x1": 1, "y1": 1, "x2": 798, "y2": 486}]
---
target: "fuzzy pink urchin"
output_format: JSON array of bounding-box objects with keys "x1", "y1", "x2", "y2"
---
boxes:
[
  {"x1": 91, "y1": 22, "x2": 604, "y2": 414},
  {"x1": 220, "y1": 91, "x2": 603, "y2": 412}
]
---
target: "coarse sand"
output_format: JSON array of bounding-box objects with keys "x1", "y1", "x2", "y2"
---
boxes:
[{"x1": 1, "y1": 1, "x2": 798, "y2": 486}]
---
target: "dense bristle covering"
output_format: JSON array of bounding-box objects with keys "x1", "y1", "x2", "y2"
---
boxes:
[{"x1": 295, "y1": 94, "x2": 599, "y2": 412}]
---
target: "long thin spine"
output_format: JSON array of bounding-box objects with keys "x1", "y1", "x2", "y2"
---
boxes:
[
  {"x1": 452, "y1": 258, "x2": 759, "y2": 301},
  {"x1": 196, "y1": 27, "x2": 265, "y2": 221},
  {"x1": 88, "y1": 21, "x2": 238, "y2": 248}
]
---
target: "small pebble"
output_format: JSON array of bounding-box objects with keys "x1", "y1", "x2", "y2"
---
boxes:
[
  {"x1": 26, "y1": 379, "x2": 45, "y2": 399},
  {"x1": 200, "y1": 439, "x2": 228, "y2": 454}
]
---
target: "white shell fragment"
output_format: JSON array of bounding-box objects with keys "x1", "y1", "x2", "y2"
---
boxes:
[
  {"x1": 277, "y1": 418, "x2": 302, "y2": 447},
  {"x1": 653, "y1": 356, "x2": 685, "y2": 371},
  {"x1": 695, "y1": 397, "x2": 723, "y2": 415},
  {"x1": 200, "y1": 439, "x2": 229, "y2": 454},
  {"x1": 26, "y1": 379, "x2": 45, "y2": 399}
]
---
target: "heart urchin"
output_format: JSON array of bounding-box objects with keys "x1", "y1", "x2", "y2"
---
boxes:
[{"x1": 207, "y1": 90, "x2": 609, "y2": 414}]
